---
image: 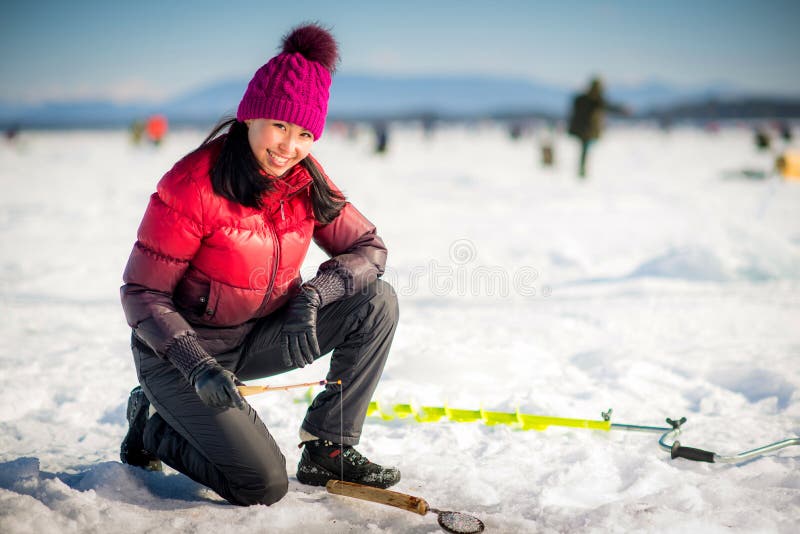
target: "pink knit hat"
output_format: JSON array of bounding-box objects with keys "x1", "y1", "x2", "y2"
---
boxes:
[{"x1": 237, "y1": 24, "x2": 339, "y2": 140}]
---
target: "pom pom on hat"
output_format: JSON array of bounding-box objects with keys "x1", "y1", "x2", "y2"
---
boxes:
[
  {"x1": 282, "y1": 24, "x2": 339, "y2": 73},
  {"x1": 236, "y1": 23, "x2": 339, "y2": 139}
]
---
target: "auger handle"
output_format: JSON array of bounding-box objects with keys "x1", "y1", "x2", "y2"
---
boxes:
[
  {"x1": 326, "y1": 480, "x2": 429, "y2": 516},
  {"x1": 670, "y1": 441, "x2": 715, "y2": 463}
]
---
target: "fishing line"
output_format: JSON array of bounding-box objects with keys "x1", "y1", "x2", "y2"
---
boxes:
[{"x1": 339, "y1": 380, "x2": 344, "y2": 481}]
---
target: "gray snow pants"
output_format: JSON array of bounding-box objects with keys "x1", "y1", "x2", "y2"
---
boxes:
[{"x1": 132, "y1": 279, "x2": 398, "y2": 506}]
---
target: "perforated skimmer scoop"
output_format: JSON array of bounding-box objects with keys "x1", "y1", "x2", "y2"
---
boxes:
[{"x1": 326, "y1": 480, "x2": 485, "y2": 533}]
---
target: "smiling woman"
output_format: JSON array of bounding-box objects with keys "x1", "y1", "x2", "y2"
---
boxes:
[{"x1": 117, "y1": 23, "x2": 401, "y2": 508}]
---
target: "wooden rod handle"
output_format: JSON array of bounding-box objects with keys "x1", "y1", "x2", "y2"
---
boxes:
[
  {"x1": 237, "y1": 380, "x2": 340, "y2": 397},
  {"x1": 237, "y1": 385, "x2": 269, "y2": 396},
  {"x1": 326, "y1": 480, "x2": 429, "y2": 516}
]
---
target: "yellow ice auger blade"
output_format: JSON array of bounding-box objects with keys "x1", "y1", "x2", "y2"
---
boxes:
[
  {"x1": 516, "y1": 412, "x2": 611, "y2": 432},
  {"x1": 344, "y1": 395, "x2": 612, "y2": 431},
  {"x1": 415, "y1": 406, "x2": 446, "y2": 422},
  {"x1": 481, "y1": 409, "x2": 519, "y2": 426},
  {"x1": 367, "y1": 401, "x2": 395, "y2": 421},
  {"x1": 445, "y1": 406, "x2": 483, "y2": 423}
]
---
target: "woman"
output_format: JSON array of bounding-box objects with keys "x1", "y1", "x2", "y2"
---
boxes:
[{"x1": 119, "y1": 24, "x2": 400, "y2": 506}]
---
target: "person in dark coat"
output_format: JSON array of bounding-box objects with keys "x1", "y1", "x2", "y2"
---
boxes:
[
  {"x1": 4, "y1": 123, "x2": 21, "y2": 142},
  {"x1": 567, "y1": 77, "x2": 628, "y2": 178},
  {"x1": 118, "y1": 24, "x2": 400, "y2": 507},
  {"x1": 373, "y1": 121, "x2": 389, "y2": 154},
  {"x1": 754, "y1": 127, "x2": 771, "y2": 151}
]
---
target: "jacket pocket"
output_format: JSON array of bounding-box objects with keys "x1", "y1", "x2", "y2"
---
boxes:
[
  {"x1": 173, "y1": 272, "x2": 211, "y2": 319},
  {"x1": 204, "y1": 279, "x2": 221, "y2": 320},
  {"x1": 206, "y1": 281, "x2": 264, "y2": 326}
]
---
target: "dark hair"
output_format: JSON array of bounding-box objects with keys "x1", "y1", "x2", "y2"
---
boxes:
[{"x1": 200, "y1": 117, "x2": 346, "y2": 224}]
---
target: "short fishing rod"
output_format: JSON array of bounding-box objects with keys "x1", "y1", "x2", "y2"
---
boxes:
[{"x1": 237, "y1": 379, "x2": 341, "y2": 396}]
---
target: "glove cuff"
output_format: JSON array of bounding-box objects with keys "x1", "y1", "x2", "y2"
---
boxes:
[
  {"x1": 165, "y1": 334, "x2": 215, "y2": 384},
  {"x1": 304, "y1": 270, "x2": 347, "y2": 307}
]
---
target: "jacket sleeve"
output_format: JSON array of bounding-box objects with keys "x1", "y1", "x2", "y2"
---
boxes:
[
  {"x1": 120, "y1": 172, "x2": 204, "y2": 356},
  {"x1": 313, "y1": 203, "x2": 387, "y2": 293},
  {"x1": 311, "y1": 165, "x2": 387, "y2": 294},
  {"x1": 601, "y1": 98, "x2": 628, "y2": 115}
]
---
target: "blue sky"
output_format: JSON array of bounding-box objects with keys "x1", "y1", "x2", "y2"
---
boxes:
[{"x1": 1, "y1": 0, "x2": 798, "y2": 104}]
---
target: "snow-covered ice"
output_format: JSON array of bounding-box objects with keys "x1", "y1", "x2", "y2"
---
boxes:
[{"x1": 1, "y1": 122, "x2": 799, "y2": 532}]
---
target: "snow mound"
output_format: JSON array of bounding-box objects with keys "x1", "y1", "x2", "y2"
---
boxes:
[{"x1": 629, "y1": 246, "x2": 731, "y2": 282}]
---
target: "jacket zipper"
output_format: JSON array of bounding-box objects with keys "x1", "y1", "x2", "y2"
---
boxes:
[
  {"x1": 255, "y1": 183, "x2": 311, "y2": 314},
  {"x1": 256, "y1": 219, "x2": 281, "y2": 315}
]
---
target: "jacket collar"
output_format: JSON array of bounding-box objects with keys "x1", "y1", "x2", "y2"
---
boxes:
[{"x1": 260, "y1": 160, "x2": 313, "y2": 198}]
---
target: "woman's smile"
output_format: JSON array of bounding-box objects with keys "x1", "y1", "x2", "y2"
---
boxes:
[{"x1": 247, "y1": 118, "x2": 314, "y2": 176}]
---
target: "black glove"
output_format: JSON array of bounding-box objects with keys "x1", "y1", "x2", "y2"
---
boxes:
[
  {"x1": 280, "y1": 285, "x2": 322, "y2": 368},
  {"x1": 187, "y1": 359, "x2": 246, "y2": 410}
]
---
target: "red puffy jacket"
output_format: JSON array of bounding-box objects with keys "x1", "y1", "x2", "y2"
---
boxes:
[{"x1": 121, "y1": 137, "x2": 387, "y2": 356}]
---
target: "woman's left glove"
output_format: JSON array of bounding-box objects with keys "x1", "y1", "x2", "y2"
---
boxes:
[{"x1": 280, "y1": 285, "x2": 322, "y2": 368}]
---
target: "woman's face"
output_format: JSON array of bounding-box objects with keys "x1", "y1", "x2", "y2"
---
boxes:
[{"x1": 246, "y1": 118, "x2": 314, "y2": 177}]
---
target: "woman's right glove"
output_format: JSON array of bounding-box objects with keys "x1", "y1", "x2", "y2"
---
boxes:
[
  {"x1": 187, "y1": 359, "x2": 246, "y2": 410},
  {"x1": 166, "y1": 334, "x2": 245, "y2": 410}
]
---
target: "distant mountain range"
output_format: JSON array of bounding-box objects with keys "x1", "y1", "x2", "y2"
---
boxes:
[{"x1": 1, "y1": 74, "x2": 798, "y2": 128}]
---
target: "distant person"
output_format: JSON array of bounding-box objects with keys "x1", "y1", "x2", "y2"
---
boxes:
[
  {"x1": 118, "y1": 24, "x2": 400, "y2": 507},
  {"x1": 539, "y1": 120, "x2": 556, "y2": 168},
  {"x1": 145, "y1": 114, "x2": 168, "y2": 145},
  {"x1": 777, "y1": 121, "x2": 793, "y2": 143},
  {"x1": 567, "y1": 77, "x2": 628, "y2": 178},
  {"x1": 4, "y1": 123, "x2": 20, "y2": 142},
  {"x1": 540, "y1": 141, "x2": 555, "y2": 167},
  {"x1": 420, "y1": 112, "x2": 437, "y2": 139},
  {"x1": 705, "y1": 121, "x2": 720, "y2": 134},
  {"x1": 373, "y1": 121, "x2": 388, "y2": 154},
  {"x1": 754, "y1": 127, "x2": 771, "y2": 151},
  {"x1": 776, "y1": 150, "x2": 800, "y2": 180},
  {"x1": 129, "y1": 120, "x2": 145, "y2": 145},
  {"x1": 508, "y1": 121, "x2": 523, "y2": 140}
]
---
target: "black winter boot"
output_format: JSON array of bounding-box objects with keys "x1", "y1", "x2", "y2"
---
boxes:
[
  {"x1": 120, "y1": 386, "x2": 162, "y2": 471},
  {"x1": 296, "y1": 439, "x2": 400, "y2": 489}
]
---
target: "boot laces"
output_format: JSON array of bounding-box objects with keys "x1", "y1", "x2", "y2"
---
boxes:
[{"x1": 342, "y1": 446, "x2": 370, "y2": 466}]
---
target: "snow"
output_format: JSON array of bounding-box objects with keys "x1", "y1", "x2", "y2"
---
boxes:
[{"x1": 1, "y1": 122, "x2": 799, "y2": 533}]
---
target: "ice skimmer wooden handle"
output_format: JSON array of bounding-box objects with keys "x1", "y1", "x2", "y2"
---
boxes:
[
  {"x1": 237, "y1": 379, "x2": 340, "y2": 397},
  {"x1": 326, "y1": 480, "x2": 430, "y2": 516}
]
